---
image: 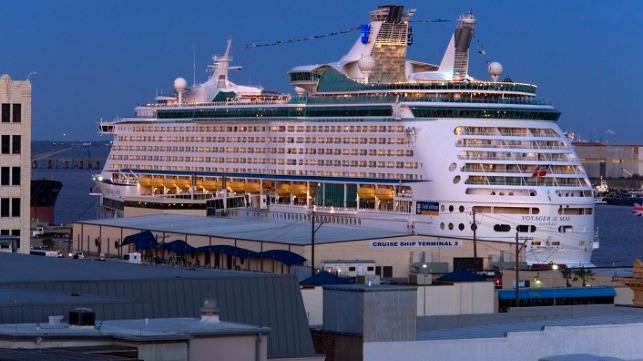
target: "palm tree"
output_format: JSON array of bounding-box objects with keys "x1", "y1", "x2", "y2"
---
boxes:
[
  {"x1": 572, "y1": 267, "x2": 595, "y2": 287},
  {"x1": 560, "y1": 268, "x2": 573, "y2": 287}
]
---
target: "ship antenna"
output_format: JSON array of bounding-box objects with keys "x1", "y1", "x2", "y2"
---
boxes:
[{"x1": 193, "y1": 39, "x2": 196, "y2": 86}]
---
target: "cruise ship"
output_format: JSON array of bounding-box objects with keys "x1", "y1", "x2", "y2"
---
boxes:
[{"x1": 94, "y1": 5, "x2": 597, "y2": 266}]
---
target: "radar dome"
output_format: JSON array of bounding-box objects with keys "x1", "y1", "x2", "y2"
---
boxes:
[
  {"x1": 487, "y1": 62, "x2": 503, "y2": 82},
  {"x1": 358, "y1": 55, "x2": 376, "y2": 72},
  {"x1": 294, "y1": 86, "x2": 306, "y2": 96},
  {"x1": 174, "y1": 77, "x2": 188, "y2": 91}
]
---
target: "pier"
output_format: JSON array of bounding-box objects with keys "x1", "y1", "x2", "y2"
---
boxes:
[{"x1": 32, "y1": 158, "x2": 102, "y2": 170}]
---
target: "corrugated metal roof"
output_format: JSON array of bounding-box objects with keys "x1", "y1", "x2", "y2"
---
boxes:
[
  {"x1": 417, "y1": 305, "x2": 643, "y2": 341},
  {"x1": 77, "y1": 214, "x2": 406, "y2": 245},
  {"x1": 0, "y1": 252, "x2": 316, "y2": 358}
]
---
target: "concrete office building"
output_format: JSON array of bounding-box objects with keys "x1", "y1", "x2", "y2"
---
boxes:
[{"x1": 0, "y1": 74, "x2": 31, "y2": 254}]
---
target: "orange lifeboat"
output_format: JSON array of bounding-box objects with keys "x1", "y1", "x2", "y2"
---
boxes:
[
  {"x1": 228, "y1": 181, "x2": 246, "y2": 193},
  {"x1": 163, "y1": 177, "x2": 177, "y2": 188},
  {"x1": 202, "y1": 178, "x2": 222, "y2": 191},
  {"x1": 357, "y1": 186, "x2": 375, "y2": 200},
  {"x1": 276, "y1": 184, "x2": 291, "y2": 196},
  {"x1": 151, "y1": 177, "x2": 165, "y2": 188},
  {"x1": 375, "y1": 187, "x2": 394, "y2": 201},
  {"x1": 176, "y1": 177, "x2": 191, "y2": 190},
  {"x1": 291, "y1": 184, "x2": 308, "y2": 197},
  {"x1": 138, "y1": 175, "x2": 152, "y2": 187},
  {"x1": 245, "y1": 182, "x2": 261, "y2": 194}
]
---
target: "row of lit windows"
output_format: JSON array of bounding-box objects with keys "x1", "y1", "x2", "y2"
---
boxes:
[
  {"x1": 110, "y1": 156, "x2": 419, "y2": 169},
  {"x1": 454, "y1": 126, "x2": 560, "y2": 138},
  {"x1": 116, "y1": 135, "x2": 409, "y2": 146},
  {"x1": 113, "y1": 146, "x2": 413, "y2": 157},
  {"x1": 127, "y1": 124, "x2": 406, "y2": 134},
  {"x1": 458, "y1": 150, "x2": 576, "y2": 162},
  {"x1": 456, "y1": 138, "x2": 568, "y2": 150},
  {"x1": 461, "y1": 164, "x2": 583, "y2": 175}
]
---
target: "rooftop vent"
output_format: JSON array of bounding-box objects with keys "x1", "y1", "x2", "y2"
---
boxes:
[
  {"x1": 68, "y1": 307, "x2": 95, "y2": 327},
  {"x1": 199, "y1": 299, "x2": 220, "y2": 323}
]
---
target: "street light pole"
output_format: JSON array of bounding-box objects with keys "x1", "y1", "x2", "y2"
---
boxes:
[{"x1": 422, "y1": 263, "x2": 428, "y2": 316}]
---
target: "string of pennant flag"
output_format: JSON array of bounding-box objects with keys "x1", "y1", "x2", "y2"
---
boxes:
[{"x1": 243, "y1": 19, "x2": 451, "y2": 50}]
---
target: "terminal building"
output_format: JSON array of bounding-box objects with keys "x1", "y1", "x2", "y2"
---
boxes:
[{"x1": 574, "y1": 142, "x2": 643, "y2": 179}]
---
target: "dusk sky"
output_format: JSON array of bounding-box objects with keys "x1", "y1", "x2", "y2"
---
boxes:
[{"x1": 2, "y1": 1, "x2": 642, "y2": 142}]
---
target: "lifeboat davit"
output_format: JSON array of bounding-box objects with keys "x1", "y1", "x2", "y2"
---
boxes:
[
  {"x1": 375, "y1": 187, "x2": 394, "y2": 201},
  {"x1": 357, "y1": 186, "x2": 375, "y2": 200},
  {"x1": 245, "y1": 182, "x2": 261, "y2": 194},
  {"x1": 176, "y1": 177, "x2": 191, "y2": 190},
  {"x1": 151, "y1": 177, "x2": 165, "y2": 188},
  {"x1": 138, "y1": 175, "x2": 152, "y2": 187},
  {"x1": 291, "y1": 184, "x2": 308, "y2": 197},
  {"x1": 276, "y1": 184, "x2": 291, "y2": 196},
  {"x1": 202, "y1": 178, "x2": 222, "y2": 191}
]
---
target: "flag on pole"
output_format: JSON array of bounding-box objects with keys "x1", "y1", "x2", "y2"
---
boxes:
[
  {"x1": 531, "y1": 165, "x2": 549, "y2": 178},
  {"x1": 633, "y1": 203, "x2": 643, "y2": 217}
]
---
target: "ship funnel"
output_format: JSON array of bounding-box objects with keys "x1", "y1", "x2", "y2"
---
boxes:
[{"x1": 438, "y1": 12, "x2": 476, "y2": 80}]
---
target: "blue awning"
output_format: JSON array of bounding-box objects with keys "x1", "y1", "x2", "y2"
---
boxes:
[
  {"x1": 162, "y1": 240, "x2": 197, "y2": 256},
  {"x1": 259, "y1": 249, "x2": 306, "y2": 266},
  {"x1": 498, "y1": 287, "x2": 616, "y2": 300},
  {"x1": 198, "y1": 245, "x2": 259, "y2": 260},
  {"x1": 121, "y1": 230, "x2": 157, "y2": 250}
]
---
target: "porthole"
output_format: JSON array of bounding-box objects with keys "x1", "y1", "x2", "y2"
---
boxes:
[
  {"x1": 459, "y1": 205, "x2": 465, "y2": 213},
  {"x1": 453, "y1": 175, "x2": 461, "y2": 184},
  {"x1": 458, "y1": 223, "x2": 465, "y2": 231},
  {"x1": 448, "y1": 223, "x2": 454, "y2": 230},
  {"x1": 471, "y1": 224, "x2": 477, "y2": 231},
  {"x1": 448, "y1": 205, "x2": 454, "y2": 212},
  {"x1": 440, "y1": 222, "x2": 445, "y2": 230},
  {"x1": 440, "y1": 205, "x2": 445, "y2": 212},
  {"x1": 449, "y1": 163, "x2": 457, "y2": 171},
  {"x1": 493, "y1": 224, "x2": 511, "y2": 232}
]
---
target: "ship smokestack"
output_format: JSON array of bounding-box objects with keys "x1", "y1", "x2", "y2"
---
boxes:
[{"x1": 453, "y1": 12, "x2": 476, "y2": 79}]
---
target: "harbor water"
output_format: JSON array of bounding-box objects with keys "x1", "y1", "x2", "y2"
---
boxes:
[{"x1": 31, "y1": 142, "x2": 643, "y2": 268}]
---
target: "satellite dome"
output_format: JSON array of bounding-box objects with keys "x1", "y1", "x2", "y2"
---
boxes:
[
  {"x1": 294, "y1": 86, "x2": 306, "y2": 96},
  {"x1": 174, "y1": 77, "x2": 188, "y2": 91},
  {"x1": 487, "y1": 62, "x2": 503, "y2": 81},
  {"x1": 357, "y1": 55, "x2": 376, "y2": 72}
]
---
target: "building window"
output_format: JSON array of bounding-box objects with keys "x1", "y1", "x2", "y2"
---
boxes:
[
  {"x1": 12, "y1": 135, "x2": 20, "y2": 154},
  {"x1": 0, "y1": 167, "x2": 8, "y2": 186},
  {"x1": 11, "y1": 198, "x2": 19, "y2": 217},
  {"x1": 0, "y1": 199, "x2": 8, "y2": 217},
  {"x1": 12, "y1": 104, "x2": 21, "y2": 123},
  {"x1": 11, "y1": 167, "x2": 19, "y2": 186},
  {"x1": 1, "y1": 104, "x2": 9, "y2": 123},
  {"x1": 1, "y1": 135, "x2": 8, "y2": 154}
]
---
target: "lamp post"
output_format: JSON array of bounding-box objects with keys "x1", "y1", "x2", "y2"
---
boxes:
[
  {"x1": 422, "y1": 263, "x2": 428, "y2": 316},
  {"x1": 552, "y1": 264, "x2": 559, "y2": 306},
  {"x1": 27, "y1": 71, "x2": 37, "y2": 82}
]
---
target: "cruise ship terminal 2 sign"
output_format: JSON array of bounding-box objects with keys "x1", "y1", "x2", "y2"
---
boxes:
[{"x1": 369, "y1": 240, "x2": 462, "y2": 248}]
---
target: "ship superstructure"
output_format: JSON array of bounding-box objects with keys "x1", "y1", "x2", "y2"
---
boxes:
[{"x1": 95, "y1": 5, "x2": 597, "y2": 266}]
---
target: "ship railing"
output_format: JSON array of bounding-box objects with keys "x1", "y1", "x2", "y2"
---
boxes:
[
  {"x1": 145, "y1": 98, "x2": 291, "y2": 108},
  {"x1": 456, "y1": 143, "x2": 568, "y2": 150},
  {"x1": 295, "y1": 94, "x2": 550, "y2": 106},
  {"x1": 464, "y1": 178, "x2": 587, "y2": 187}
]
